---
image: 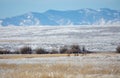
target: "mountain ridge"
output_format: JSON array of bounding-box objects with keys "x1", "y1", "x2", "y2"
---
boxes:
[{"x1": 0, "y1": 8, "x2": 120, "y2": 26}]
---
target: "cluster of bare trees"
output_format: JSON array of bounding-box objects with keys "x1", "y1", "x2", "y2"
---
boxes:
[
  {"x1": 0, "y1": 44, "x2": 120, "y2": 54},
  {"x1": 60, "y1": 45, "x2": 92, "y2": 56},
  {"x1": 0, "y1": 44, "x2": 90, "y2": 55},
  {"x1": 0, "y1": 49, "x2": 11, "y2": 54}
]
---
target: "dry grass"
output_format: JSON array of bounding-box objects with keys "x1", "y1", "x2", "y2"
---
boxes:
[
  {"x1": 0, "y1": 53, "x2": 120, "y2": 78},
  {"x1": 0, "y1": 63, "x2": 17, "y2": 69},
  {"x1": 79, "y1": 64, "x2": 120, "y2": 75},
  {"x1": 0, "y1": 54, "x2": 76, "y2": 59},
  {"x1": 0, "y1": 63, "x2": 120, "y2": 78},
  {"x1": 0, "y1": 53, "x2": 119, "y2": 59}
]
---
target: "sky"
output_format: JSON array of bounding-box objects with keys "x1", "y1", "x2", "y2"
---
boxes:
[{"x1": 0, "y1": 0, "x2": 120, "y2": 19}]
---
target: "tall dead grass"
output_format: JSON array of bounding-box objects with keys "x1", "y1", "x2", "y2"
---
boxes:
[
  {"x1": 0, "y1": 63, "x2": 120, "y2": 78},
  {"x1": 0, "y1": 54, "x2": 72, "y2": 59}
]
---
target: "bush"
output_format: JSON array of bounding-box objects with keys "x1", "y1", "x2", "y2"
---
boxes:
[
  {"x1": 36, "y1": 48, "x2": 48, "y2": 54},
  {"x1": 50, "y1": 49, "x2": 58, "y2": 54},
  {"x1": 0, "y1": 49, "x2": 11, "y2": 54},
  {"x1": 13, "y1": 50, "x2": 20, "y2": 54},
  {"x1": 59, "y1": 46, "x2": 68, "y2": 54},
  {"x1": 20, "y1": 46, "x2": 32, "y2": 54},
  {"x1": 116, "y1": 46, "x2": 120, "y2": 53},
  {"x1": 0, "y1": 50, "x2": 3, "y2": 54},
  {"x1": 70, "y1": 44, "x2": 81, "y2": 53}
]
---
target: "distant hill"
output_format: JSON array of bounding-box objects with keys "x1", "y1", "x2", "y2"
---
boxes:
[{"x1": 0, "y1": 8, "x2": 120, "y2": 26}]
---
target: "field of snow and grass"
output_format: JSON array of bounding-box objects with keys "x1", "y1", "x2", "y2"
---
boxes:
[
  {"x1": 0, "y1": 53, "x2": 120, "y2": 78},
  {"x1": 0, "y1": 25, "x2": 120, "y2": 51},
  {"x1": 0, "y1": 25, "x2": 120, "y2": 78}
]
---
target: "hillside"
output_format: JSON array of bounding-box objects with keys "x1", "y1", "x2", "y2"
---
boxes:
[
  {"x1": 0, "y1": 8, "x2": 120, "y2": 26},
  {"x1": 0, "y1": 25, "x2": 120, "y2": 51}
]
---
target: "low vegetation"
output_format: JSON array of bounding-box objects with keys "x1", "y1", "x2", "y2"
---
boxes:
[
  {"x1": 0, "y1": 45, "x2": 119, "y2": 54},
  {"x1": 50, "y1": 49, "x2": 59, "y2": 54},
  {"x1": 116, "y1": 45, "x2": 120, "y2": 53},
  {"x1": 0, "y1": 63, "x2": 120, "y2": 78},
  {"x1": 20, "y1": 46, "x2": 32, "y2": 54},
  {"x1": 0, "y1": 44, "x2": 83, "y2": 54},
  {"x1": 0, "y1": 51, "x2": 120, "y2": 78},
  {"x1": 0, "y1": 49, "x2": 10, "y2": 54},
  {"x1": 35, "y1": 48, "x2": 48, "y2": 54},
  {"x1": 59, "y1": 45, "x2": 68, "y2": 54}
]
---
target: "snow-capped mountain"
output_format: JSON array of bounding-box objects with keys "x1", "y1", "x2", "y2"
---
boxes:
[{"x1": 0, "y1": 8, "x2": 120, "y2": 26}]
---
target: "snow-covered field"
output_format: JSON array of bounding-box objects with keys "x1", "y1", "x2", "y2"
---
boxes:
[{"x1": 0, "y1": 25, "x2": 120, "y2": 51}]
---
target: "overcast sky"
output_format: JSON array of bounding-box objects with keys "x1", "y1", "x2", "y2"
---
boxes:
[{"x1": 0, "y1": 0, "x2": 120, "y2": 18}]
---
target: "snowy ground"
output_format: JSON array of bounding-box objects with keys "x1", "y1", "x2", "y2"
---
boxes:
[{"x1": 0, "y1": 25, "x2": 120, "y2": 51}]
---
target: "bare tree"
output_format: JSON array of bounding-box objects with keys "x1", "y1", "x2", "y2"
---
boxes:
[
  {"x1": 116, "y1": 45, "x2": 120, "y2": 53},
  {"x1": 50, "y1": 49, "x2": 58, "y2": 54},
  {"x1": 36, "y1": 48, "x2": 48, "y2": 54},
  {"x1": 70, "y1": 44, "x2": 81, "y2": 56},
  {"x1": 20, "y1": 46, "x2": 32, "y2": 54},
  {"x1": 59, "y1": 45, "x2": 68, "y2": 54}
]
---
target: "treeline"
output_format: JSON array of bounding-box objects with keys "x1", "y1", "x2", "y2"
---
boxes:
[{"x1": 0, "y1": 44, "x2": 120, "y2": 54}]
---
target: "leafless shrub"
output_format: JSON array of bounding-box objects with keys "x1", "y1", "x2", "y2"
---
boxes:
[
  {"x1": 36, "y1": 48, "x2": 48, "y2": 54},
  {"x1": 64, "y1": 44, "x2": 81, "y2": 56},
  {"x1": 50, "y1": 49, "x2": 58, "y2": 54},
  {"x1": 59, "y1": 45, "x2": 68, "y2": 54},
  {"x1": 0, "y1": 50, "x2": 5, "y2": 54},
  {"x1": 20, "y1": 46, "x2": 32, "y2": 54},
  {"x1": 70, "y1": 44, "x2": 81, "y2": 56},
  {"x1": 13, "y1": 50, "x2": 20, "y2": 54},
  {"x1": 116, "y1": 45, "x2": 120, "y2": 53},
  {"x1": 0, "y1": 49, "x2": 11, "y2": 54}
]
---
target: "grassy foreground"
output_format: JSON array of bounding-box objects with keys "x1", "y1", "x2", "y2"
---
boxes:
[
  {"x1": 0, "y1": 53, "x2": 120, "y2": 78},
  {"x1": 0, "y1": 63, "x2": 120, "y2": 78}
]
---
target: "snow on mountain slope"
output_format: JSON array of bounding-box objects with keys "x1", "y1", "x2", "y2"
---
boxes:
[{"x1": 0, "y1": 8, "x2": 120, "y2": 26}]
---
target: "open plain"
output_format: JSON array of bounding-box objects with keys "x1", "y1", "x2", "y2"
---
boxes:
[
  {"x1": 0, "y1": 53, "x2": 120, "y2": 78},
  {"x1": 0, "y1": 25, "x2": 120, "y2": 78},
  {"x1": 0, "y1": 25, "x2": 120, "y2": 51}
]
